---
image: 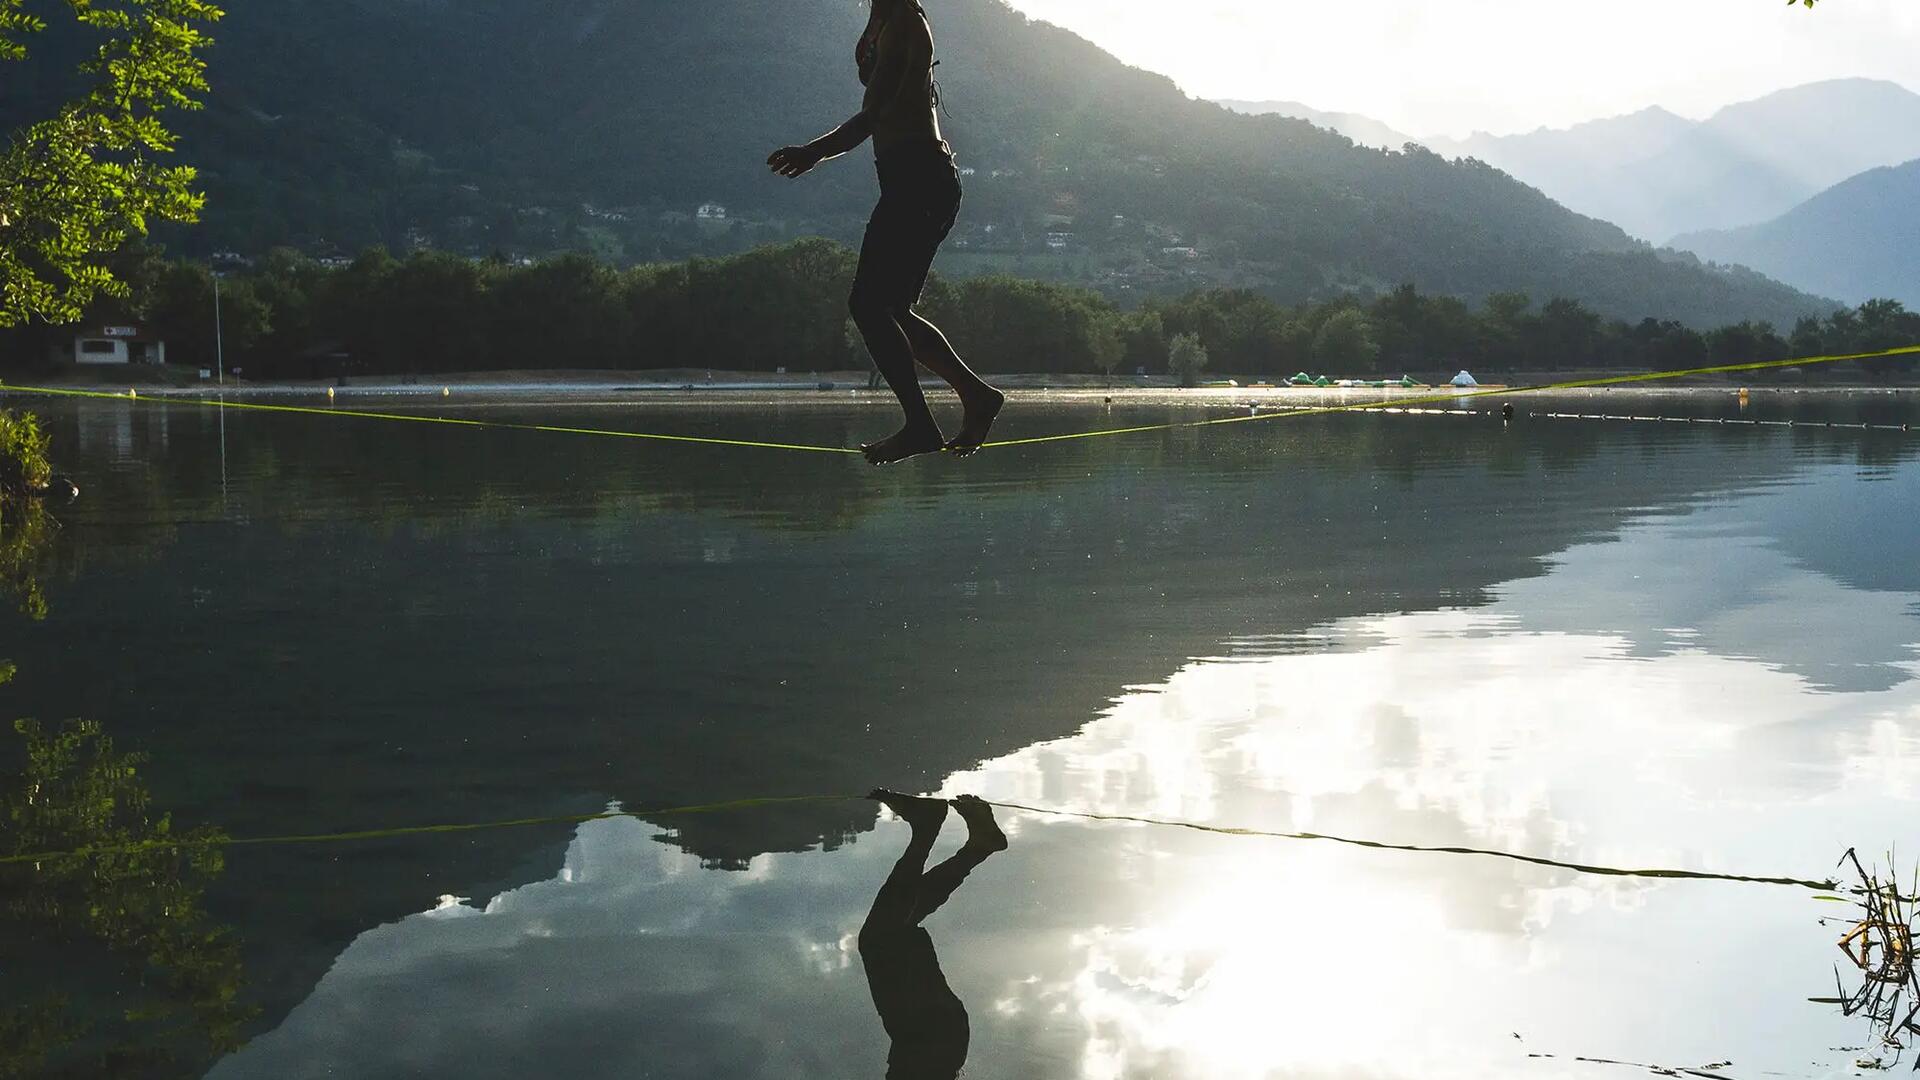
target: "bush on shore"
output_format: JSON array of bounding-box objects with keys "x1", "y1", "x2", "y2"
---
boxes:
[{"x1": 0, "y1": 411, "x2": 52, "y2": 496}]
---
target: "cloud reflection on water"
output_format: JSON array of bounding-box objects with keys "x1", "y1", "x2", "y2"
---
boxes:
[{"x1": 213, "y1": 484, "x2": 1920, "y2": 1079}]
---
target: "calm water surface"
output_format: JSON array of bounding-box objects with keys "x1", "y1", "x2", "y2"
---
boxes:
[{"x1": 3, "y1": 390, "x2": 1919, "y2": 1079}]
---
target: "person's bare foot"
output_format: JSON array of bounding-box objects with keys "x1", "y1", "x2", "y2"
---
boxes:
[
  {"x1": 868, "y1": 789, "x2": 950, "y2": 833},
  {"x1": 945, "y1": 387, "x2": 1005, "y2": 458},
  {"x1": 862, "y1": 424, "x2": 946, "y2": 465},
  {"x1": 951, "y1": 794, "x2": 1009, "y2": 853}
]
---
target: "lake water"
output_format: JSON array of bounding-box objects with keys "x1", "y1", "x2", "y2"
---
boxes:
[{"x1": 3, "y1": 390, "x2": 1919, "y2": 1079}]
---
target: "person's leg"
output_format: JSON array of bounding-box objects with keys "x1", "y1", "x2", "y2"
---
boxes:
[
  {"x1": 863, "y1": 790, "x2": 951, "y2": 933},
  {"x1": 861, "y1": 792, "x2": 987, "y2": 1080},
  {"x1": 891, "y1": 158, "x2": 1003, "y2": 457},
  {"x1": 897, "y1": 311, "x2": 990, "y2": 398},
  {"x1": 910, "y1": 848, "x2": 991, "y2": 927},
  {"x1": 911, "y1": 795, "x2": 1009, "y2": 924},
  {"x1": 900, "y1": 311, "x2": 1004, "y2": 457},
  {"x1": 851, "y1": 194, "x2": 945, "y2": 465},
  {"x1": 851, "y1": 295, "x2": 943, "y2": 462}
]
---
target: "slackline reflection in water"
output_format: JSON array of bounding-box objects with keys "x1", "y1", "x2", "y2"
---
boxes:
[
  {"x1": 860, "y1": 791, "x2": 1009, "y2": 1079},
  {"x1": 768, "y1": 0, "x2": 1005, "y2": 464}
]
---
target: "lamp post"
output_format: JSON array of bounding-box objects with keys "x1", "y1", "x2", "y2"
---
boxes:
[{"x1": 213, "y1": 267, "x2": 226, "y2": 386}]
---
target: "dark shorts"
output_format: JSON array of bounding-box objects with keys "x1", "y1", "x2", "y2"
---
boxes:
[{"x1": 852, "y1": 141, "x2": 962, "y2": 315}]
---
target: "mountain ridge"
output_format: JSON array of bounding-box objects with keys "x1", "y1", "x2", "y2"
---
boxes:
[
  {"x1": 1428, "y1": 78, "x2": 1920, "y2": 242},
  {"x1": 1671, "y1": 157, "x2": 1920, "y2": 308},
  {"x1": 1216, "y1": 100, "x2": 1418, "y2": 150}
]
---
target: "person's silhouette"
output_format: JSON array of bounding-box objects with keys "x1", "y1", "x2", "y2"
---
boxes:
[
  {"x1": 768, "y1": 0, "x2": 1005, "y2": 464},
  {"x1": 860, "y1": 791, "x2": 1009, "y2": 1079}
]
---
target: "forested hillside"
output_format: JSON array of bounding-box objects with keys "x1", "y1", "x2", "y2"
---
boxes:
[{"x1": 3, "y1": 0, "x2": 1833, "y2": 327}]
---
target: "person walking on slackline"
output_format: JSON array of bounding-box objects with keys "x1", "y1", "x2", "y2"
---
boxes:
[{"x1": 768, "y1": 0, "x2": 1005, "y2": 464}]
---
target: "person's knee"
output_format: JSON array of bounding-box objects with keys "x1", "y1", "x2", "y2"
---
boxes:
[
  {"x1": 897, "y1": 307, "x2": 932, "y2": 339},
  {"x1": 853, "y1": 279, "x2": 917, "y2": 327},
  {"x1": 857, "y1": 922, "x2": 901, "y2": 951},
  {"x1": 848, "y1": 287, "x2": 892, "y2": 328}
]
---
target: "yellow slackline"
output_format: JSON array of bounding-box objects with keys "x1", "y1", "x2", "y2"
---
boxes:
[
  {"x1": 0, "y1": 795, "x2": 849, "y2": 866},
  {"x1": 0, "y1": 383, "x2": 860, "y2": 455},
  {"x1": 0, "y1": 793, "x2": 1843, "y2": 892},
  {"x1": 2, "y1": 343, "x2": 1916, "y2": 455},
  {"x1": 982, "y1": 800, "x2": 1839, "y2": 890},
  {"x1": 1524, "y1": 1053, "x2": 1737, "y2": 1080}
]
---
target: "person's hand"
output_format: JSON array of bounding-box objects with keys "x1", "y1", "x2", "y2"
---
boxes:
[{"x1": 767, "y1": 144, "x2": 823, "y2": 179}]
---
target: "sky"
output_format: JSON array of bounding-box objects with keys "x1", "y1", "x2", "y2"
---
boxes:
[{"x1": 996, "y1": 0, "x2": 1920, "y2": 138}]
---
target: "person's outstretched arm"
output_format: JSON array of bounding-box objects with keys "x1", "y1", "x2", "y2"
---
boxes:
[
  {"x1": 767, "y1": 17, "x2": 923, "y2": 179},
  {"x1": 766, "y1": 110, "x2": 872, "y2": 178}
]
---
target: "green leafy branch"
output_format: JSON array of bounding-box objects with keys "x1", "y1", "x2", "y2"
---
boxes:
[
  {"x1": 0, "y1": 0, "x2": 224, "y2": 327},
  {"x1": 0, "y1": 407, "x2": 53, "y2": 494},
  {"x1": 0, "y1": 410, "x2": 54, "y2": 624}
]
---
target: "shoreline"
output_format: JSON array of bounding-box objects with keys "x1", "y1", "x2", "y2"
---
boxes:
[{"x1": 6, "y1": 367, "x2": 1920, "y2": 403}]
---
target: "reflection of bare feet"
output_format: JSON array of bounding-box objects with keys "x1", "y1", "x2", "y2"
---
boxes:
[
  {"x1": 951, "y1": 794, "x2": 1009, "y2": 853},
  {"x1": 945, "y1": 387, "x2": 1005, "y2": 458},
  {"x1": 868, "y1": 789, "x2": 950, "y2": 833},
  {"x1": 861, "y1": 425, "x2": 945, "y2": 465}
]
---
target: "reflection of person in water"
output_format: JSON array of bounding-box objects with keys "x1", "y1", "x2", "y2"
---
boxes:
[
  {"x1": 860, "y1": 790, "x2": 1008, "y2": 1080},
  {"x1": 768, "y1": 0, "x2": 1005, "y2": 465}
]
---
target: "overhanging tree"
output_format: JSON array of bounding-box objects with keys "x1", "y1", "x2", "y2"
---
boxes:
[{"x1": 0, "y1": 0, "x2": 223, "y2": 327}]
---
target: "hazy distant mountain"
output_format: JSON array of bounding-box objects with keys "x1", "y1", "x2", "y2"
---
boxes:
[
  {"x1": 1672, "y1": 158, "x2": 1920, "y2": 307},
  {"x1": 1427, "y1": 79, "x2": 1920, "y2": 243},
  {"x1": 4, "y1": 0, "x2": 1833, "y2": 326},
  {"x1": 1429, "y1": 106, "x2": 1696, "y2": 165},
  {"x1": 1425, "y1": 106, "x2": 1697, "y2": 219},
  {"x1": 1216, "y1": 100, "x2": 1417, "y2": 150}
]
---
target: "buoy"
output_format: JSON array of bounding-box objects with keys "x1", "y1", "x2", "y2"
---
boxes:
[
  {"x1": 1501, "y1": 403, "x2": 1515, "y2": 423},
  {"x1": 443, "y1": 387, "x2": 451, "y2": 397},
  {"x1": 127, "y1": 388, "x2": 136, "y2": 398}
]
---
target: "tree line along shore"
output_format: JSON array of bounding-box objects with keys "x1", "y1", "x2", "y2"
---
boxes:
[{"x1": 4, "y1": 239, "x2": 1918, "y2": 385}]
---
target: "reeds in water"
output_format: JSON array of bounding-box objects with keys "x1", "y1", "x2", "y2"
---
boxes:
[{"x1": 1817, "y1": 849, "x2": 1919, "y2": 1070}]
